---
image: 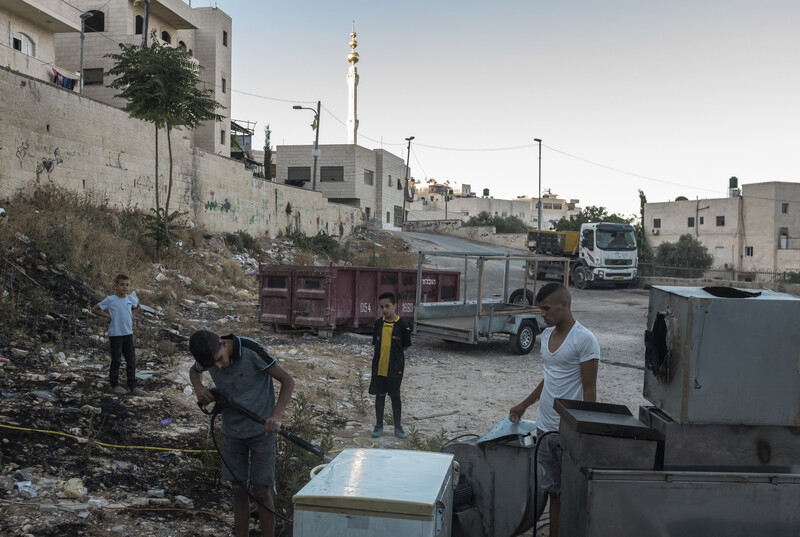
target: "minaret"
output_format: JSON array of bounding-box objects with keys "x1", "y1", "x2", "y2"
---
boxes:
[{"x1": 346, "y1": 24, "x2": 359, "y2": 144}]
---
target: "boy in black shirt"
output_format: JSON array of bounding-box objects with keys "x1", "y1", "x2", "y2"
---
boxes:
[{"x1": 369, "y1": 292, "x2": 411, "y2": 438}]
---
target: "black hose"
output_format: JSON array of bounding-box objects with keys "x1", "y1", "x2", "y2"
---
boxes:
[
  {"x1": 209, "y1": 413, "x2": 294, "y2": 530},
  {"x1": 533, "y1": 430, "x2": 558, "y2": 527}
]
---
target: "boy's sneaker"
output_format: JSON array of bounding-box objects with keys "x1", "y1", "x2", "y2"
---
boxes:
[
  {"x1": 111, "y1": 386, "x2": 128, "y2": 395},
  {"x1": 394, "y1": 425, "x2": 407, "y2": 439},
  {"x1": 371, "y1": 425, "x2": 383, "y2": 438},
  {"x1": 130, "y1": 387, "x2": 148, "y2": 397}
]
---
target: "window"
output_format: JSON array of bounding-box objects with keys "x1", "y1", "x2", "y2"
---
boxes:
[
  {"x1": 83, "y1": 68, "x2": 104, "y2": 85},
  {"x1": 502, "y1": 211, "x2": 508, "y2": 217},
  {"x1": 388, "y1": 175, "x2": 393, "y2": 186},
  {"x1": 85, "y1": 11, "x2": 104, "y2": 32},
  {"x1": 221, "y1": 78, "x2": 226, "y2": 93},
  {"x1": 363, "y1": 170, "x2": 374, "y2": 186},
  {"x1": 397, "y1": 179, "x2": 403, "y2": 190},
  {"x1": 365, "y1": 207, "x2": 371, "y2": 219},
  {"x1": 12, "y1": 33, "x2": 35, "y2": 56},
  {"x1": 223, "y1": 30, "x2": 228, "y2": 47},
  {"x1": 135, "y1": 15, "x2": 143, "y2": 35},
  {"x1": 320, "y1": 166, "x2": 343, "y2": 182},
  {"x1": 716, "y1": 215, "x2": 725, "y2": 226},
  {"x1": 287, "y1": 167, "x2": 311, "y2": 186},
  {"x1": 782, "y1": 203, "x2": 789, "y2": 214},
  {"x1": 394, "y1": 205, "x2": 403, "y2": 224},
  {"x1": 386, "y1": 212, "x2": 391, "y2": 223},
  {"x1": 688, "y1": 217, "x2": 695, "y2": 227},
  {"x1": 178, "y1": 41, "x2": 187, "y2": 51},
  {"x1": 700, "y1": 216, "x2": 704, "y2": 225},
  {"x1": 161, "y1": 31, "x2": 171, "y2": 44},
  {"x1": 653, "y1": 218, "x2": 661, "y2": 228},
  {"x1": 745, "y1": 246, "x2": 754, "y2": 257},
  {"x1": 462, "y1": 211, "x2": 469, "y2": 217}
]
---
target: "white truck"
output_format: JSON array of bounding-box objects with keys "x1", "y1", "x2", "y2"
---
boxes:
[{"x1": 526, "y1": 222, "x2": 638, "y2": 289}]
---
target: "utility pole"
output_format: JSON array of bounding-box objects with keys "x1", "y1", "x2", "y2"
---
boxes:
[
  {"x1": 402, "y1": 136, "x2": 415, "y2": 226},
  {"x1": 535, "y1": 138, "x2": 542, "y2": 230}
]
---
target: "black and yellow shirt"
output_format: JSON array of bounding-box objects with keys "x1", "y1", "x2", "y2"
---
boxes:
[{"x1": 371, "y1": 316, "x2": 412, "y2": 379}]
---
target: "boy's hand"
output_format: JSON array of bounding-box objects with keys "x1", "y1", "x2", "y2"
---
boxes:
[
  {"x1": 195, "y1": 385, "x2": 214, "y2": 405},
  {"x1": 264, "y1": 415, "x2": 282, "y2": 433}
]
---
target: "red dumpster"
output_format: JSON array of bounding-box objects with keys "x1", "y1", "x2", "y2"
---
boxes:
[{"x1": 258, "y1": 265, "x2": 460, "y2": 334}]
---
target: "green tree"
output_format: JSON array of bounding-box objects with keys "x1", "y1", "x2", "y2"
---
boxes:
[
  {"x1": 463, "y1": 211, "x2": 529, "y2": 233},
  {"x1": 106, "y1": 32, "x2": 224, "y2": 247},
  {"x1": 554, "y1": 206, "x2": 632, "y2": 231},
  {"x1": 264, "y1": 124, "x2": 273, "y2": 179},
  {"x1": 655, "y1": 234, "x2": 713, "y2": 277}
]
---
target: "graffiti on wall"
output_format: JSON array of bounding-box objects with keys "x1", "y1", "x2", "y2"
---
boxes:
[{"x1": 205, "y1": 198, "x2": 234, "y2": 213}]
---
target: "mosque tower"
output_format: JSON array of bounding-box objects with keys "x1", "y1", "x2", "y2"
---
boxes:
[{"x1": 346, "y1": 24, "x2": 359, "y2": 144}]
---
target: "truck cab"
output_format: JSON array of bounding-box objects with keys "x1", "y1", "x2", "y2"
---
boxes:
[
  {"x1": 574, "y1": 223, "x2": 637, "y2": 288},
  {"x1": 526, "y1": 222, "x2": 638, "y2": 289}
]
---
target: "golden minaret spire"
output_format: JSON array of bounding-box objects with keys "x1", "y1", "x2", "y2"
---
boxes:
[{"x1": 346, "y1": 22, "x2": 359, "y2": 144}]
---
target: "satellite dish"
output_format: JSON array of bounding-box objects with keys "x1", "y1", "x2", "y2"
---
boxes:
[{"x1": 675, "y1": 196, "x2": 688, "y2": 201}]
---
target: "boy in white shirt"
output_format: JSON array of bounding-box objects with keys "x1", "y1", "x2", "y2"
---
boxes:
[
  {"x1": 509, "y1": 282, "x2": 599, "y2": 537},
  {"x1": 92, "y1": 274, "x2": 146, "y2": 396}
]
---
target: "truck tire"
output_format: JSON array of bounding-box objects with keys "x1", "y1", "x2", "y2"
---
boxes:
[
  {"x1": 509, "y1": 288, "x2": 535, "y2": 306},
  {"x1": 509, "y1": 319, "x2": 537, "y2": 355},
  {"x1": 572, "y1": 266, "x2": 590, "y2": 290},
  {"x1": 526, "y1": 262, "x2": 547, "y2": 281}
]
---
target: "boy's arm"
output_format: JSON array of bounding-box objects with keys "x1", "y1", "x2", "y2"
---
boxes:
[
  {"x1": 91, "y1": 304, "x2": 111, "y2": 319},
  {"x1": 189, "y1": 365, "x2": 214, "y2": 404},
  {"x1": 509, "y1": 379, "x2": 545, "y2": 423},
  {"x1": 131, "y1": 303, "x2": 140, "y2": 318},
  {"x1": 580, "y1": 359, "x2": 598, "y2": 403},
  {"x1": 265, "y1": 364, "x2": 295, "y2": 433}
]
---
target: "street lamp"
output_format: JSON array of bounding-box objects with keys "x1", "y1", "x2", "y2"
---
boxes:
[
  {"x1": 293, "y1": 101, "x2": 321, "y2": 192},
  {"x1": 402, "y1": 136, "x2": 414, "y2": 226},
  {"x1": 79, "y1": 11, "x2": 93, "y2": 95},
  {"x1": 534, "y1": 138, "x2": 542, "y2": 230}
]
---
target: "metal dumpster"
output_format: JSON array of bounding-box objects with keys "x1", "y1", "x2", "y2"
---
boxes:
[{"x1": 258, "y1": 265, "x2": 460, "y2": 334}]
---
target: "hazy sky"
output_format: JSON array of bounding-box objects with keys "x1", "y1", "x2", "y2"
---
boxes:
[{"x1": 197, "y1": 0, "x2": 800, "y2": 217}]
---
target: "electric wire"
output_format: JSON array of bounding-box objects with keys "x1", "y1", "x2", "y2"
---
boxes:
[{"x1": 0, "y1": 423, "x2": 216, "y2": 453}]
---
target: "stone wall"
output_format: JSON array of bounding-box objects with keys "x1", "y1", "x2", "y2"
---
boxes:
[{"x1": 0, "y1": 64, "x2": 363, "y2": 238}]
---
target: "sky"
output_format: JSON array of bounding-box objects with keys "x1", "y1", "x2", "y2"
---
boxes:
[{"x1": 194, "y1": 0, "x2": 800, "y2": 218}]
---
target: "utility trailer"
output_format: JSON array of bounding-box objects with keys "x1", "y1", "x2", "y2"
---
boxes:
[{"x1": 412, "y1": 251, "x2": 569, "y2": 355}]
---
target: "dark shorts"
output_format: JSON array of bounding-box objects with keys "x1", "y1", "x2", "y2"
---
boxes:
[
  {"x1": 221, "y1": 433, "x2": 275, "y2": 488},
  {"x1": 537, "y1": 431, "x2": 563, "y2": 495},
  {"x1": 368, "y1": 375, "x2": 402, "y2": 397}
]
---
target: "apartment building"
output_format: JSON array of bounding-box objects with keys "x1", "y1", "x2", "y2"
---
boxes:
[
  {"x1": 275, "y1": 144, "x2": 407, "y2": 230},
  {"x1": 645, "y1": 181, "x2": 800, "y2": 271},
  {"x1": 1, "y1": 0, "x2": 82, "y2": 82},
  {"x1": 409, "y1": 185, "x2": 580, "y2": 230},
  {"x1": 53, "y1": 0, "x2": 231, "y2": 154}
]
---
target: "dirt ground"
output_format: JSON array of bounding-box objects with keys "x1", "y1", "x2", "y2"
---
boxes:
[{"x1": 0, "y1": 230, "x2": 652, "y2": 537}]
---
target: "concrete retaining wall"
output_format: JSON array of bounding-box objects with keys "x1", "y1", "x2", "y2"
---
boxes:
[{"x1": 0, "y1": 65, "x2": 363, "y2": 238}]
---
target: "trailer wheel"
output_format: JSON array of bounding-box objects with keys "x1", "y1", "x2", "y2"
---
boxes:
[
  {"x1": 509, "y1": 319, "x2": 537, "y2": 355},
  {"x1": 509, "y1": 288, "x2": 535, "y2": 306},
  {"x1": 526, "y1": 262, "x2": 547, "y2": 281},
  {"x1": 572, "y1": 266, "x2": 590, "y2": 290}
]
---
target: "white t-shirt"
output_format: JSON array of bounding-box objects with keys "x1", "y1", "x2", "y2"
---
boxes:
[
  {"x1": 536, "y1": 321, "x2": 600, "y2": 432},
  {"x1": 98, "y1": 294, "x2": 139, "y2": 337}
]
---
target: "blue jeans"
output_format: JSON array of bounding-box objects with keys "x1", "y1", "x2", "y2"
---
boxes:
[{"x1": 109, "y1": 334, "x2": 136, "y2": 389}]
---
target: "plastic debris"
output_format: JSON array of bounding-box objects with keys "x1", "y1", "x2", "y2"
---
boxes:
[
  {"x1": 15, "y1": 481, "x2": 37, "y2": 498},
  {"x1": 64, "y1": 478, "x2": 88, "y2": 499},
  {"x1": 183, "y1": 385, "x2": 193, "y2": 396},
  {"x1": 161, "y1": 419, "x2": 172, "y2": 427},
  {"x1": 147, "y1": 488, "x2": 165, "y2": 498}
]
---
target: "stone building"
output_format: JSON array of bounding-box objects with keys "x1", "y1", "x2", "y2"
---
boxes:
[
  {"x1": 1, "y1": 0, "x2": 82, "y2": 82},
  {"x1": 275, "y1": 144, "x2": 407, "y2": 230},
  {"x1": 53, "y1": 0, "x2": 231, "y2": 155},
  {"x1": 408, "y1": 183, "x2": 581, "y2": 230},
  {"x1": 644, "y1": 180, "x2": 800, "y2": 272}
]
